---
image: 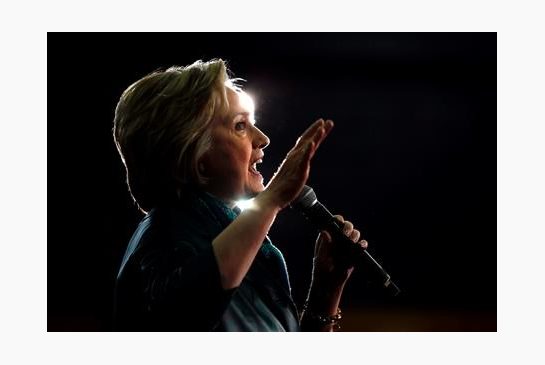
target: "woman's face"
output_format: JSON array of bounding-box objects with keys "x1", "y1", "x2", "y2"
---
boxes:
[{"x1": 199, "y1": 87, "x2": 270, "y2": 204}]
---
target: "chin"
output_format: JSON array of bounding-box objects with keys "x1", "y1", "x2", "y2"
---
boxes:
[
  {"x1": 245, "y1": 191, "x2": 260, "y2": 199},
  {"x1": 244, "y1": 185, "x2": 264, "y2": 199}
]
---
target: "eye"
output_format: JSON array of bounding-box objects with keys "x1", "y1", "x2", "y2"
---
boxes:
[{"x1": 235, "y1": 121, "x2": 247, "y2": 131}]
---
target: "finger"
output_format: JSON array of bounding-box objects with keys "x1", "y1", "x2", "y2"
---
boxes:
[
  {"x1": 349, "y1": 229, "x2": 360, "y2": 243},
  {"x1": 359, "y1": 239, "x2": 369, "y2": 250},
  {"x1": 302, "y1": 122, "x2": 326, "y2": 159},
  {"x1": 342, "y1": 221, "x2": 354, "y2": 236},
  {"x1": 311, "y1": 124, "x2": 326, "y2": 144},
  {"x1": 333, "y1": 215, "x2": 344, "y2": 223},
  {"x1": 296, "y1": 119, "x2": 325, "y2": 146},
  {"x1": 308, "y1": 128, "x2": 325, "y2": 159},
  {"x1": 312, "y1": 119, "x2": 334, "y2": 151},
  {"x1": 325, "y1": 119, "x2": 334, "y2": 134},
  {"x1": 304, "y1": 140, "x2": 315, "y2": 162},
  {"x1": 308, "y1": 120, "x2": 333, "y2": 156},
  {"x1": 295, "y1": 127, "x2": 322, "y2": 161}
]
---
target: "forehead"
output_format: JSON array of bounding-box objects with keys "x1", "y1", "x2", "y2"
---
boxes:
[{"x1": 225, "y1": 86, "x2": 255, "y2": 118}]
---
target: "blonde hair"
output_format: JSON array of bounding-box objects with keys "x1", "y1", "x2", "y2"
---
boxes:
[{"x1": 113, "y1": 59, "x2": 233, "y2": 213}]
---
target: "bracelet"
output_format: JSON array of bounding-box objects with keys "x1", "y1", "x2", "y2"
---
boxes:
[{"x1": 302, "y1": 303, "x2": 342, "y2": 329}]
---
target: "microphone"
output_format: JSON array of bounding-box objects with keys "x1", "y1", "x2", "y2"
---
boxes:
[{"x1": 290, "y1": 185, "x2": 400, "y2": 296}]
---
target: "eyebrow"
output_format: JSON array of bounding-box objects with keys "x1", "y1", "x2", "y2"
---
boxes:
[{"x1": 232, "y1": 111, "x2": 256, "y2": 124}]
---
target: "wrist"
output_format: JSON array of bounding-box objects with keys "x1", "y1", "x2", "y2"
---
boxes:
[
  {"x1": 301, "y1": 304, "x2": 342, "y2": 331},
  {"x1": 305, "y1": 280, "x2": 345, "y2": 315},
  {"x1": 254, "y1": 190, "x2": 284, "y2": 213}
]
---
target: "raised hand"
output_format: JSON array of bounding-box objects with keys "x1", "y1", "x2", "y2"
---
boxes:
[{"x1": 262, "y1": 118, "x2": 334, "y2": 209}]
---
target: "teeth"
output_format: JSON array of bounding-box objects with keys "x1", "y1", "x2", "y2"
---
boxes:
[{"x1": 249, "y1": 158, "x2": 262, "y2": 173}]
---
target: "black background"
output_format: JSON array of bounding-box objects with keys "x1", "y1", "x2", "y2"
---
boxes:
[{"x1": 48, "y1": 33, "x2": 496, "y2": 331}]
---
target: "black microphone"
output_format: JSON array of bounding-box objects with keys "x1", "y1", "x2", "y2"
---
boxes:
[{"x1": 290, "y1": 185, "x2": 400, "y2": 296}]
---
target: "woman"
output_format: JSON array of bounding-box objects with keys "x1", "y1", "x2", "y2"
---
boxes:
[{"x1": 113, "y1": 59, "x2": 368, "y2": 331}]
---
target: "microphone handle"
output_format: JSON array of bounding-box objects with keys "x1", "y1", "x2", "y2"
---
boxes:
[{"x1": 306, "y1": 202, "x2": 400, "y2": 296}]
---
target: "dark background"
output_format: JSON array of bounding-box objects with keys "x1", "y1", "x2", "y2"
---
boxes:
[{"x1": 48, "y1": 33, "x2": 496, "y2": 331}]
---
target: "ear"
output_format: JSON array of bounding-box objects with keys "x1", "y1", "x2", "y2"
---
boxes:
[{"x1": 197, "y1": 154, "x2": 208, "y2": 177}]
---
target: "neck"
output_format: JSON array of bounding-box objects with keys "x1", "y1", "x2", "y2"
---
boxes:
[
  {"x1": 202, "y1": 190, "x2": 237, "y2": 209},
  {"x1": 223, "y1": 199, "x2": 237, "y2": 209}
]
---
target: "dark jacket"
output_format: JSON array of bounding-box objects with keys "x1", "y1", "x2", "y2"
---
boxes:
[{"x1": 114, "y1": 188, "x2": 300, "y2": 331}]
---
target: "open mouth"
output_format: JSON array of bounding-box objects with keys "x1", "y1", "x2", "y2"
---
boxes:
[{"x1": 249, "y1": 159, "x2": 263, "y2": 175}]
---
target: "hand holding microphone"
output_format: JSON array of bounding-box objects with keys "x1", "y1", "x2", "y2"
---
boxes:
[
  {"x1": 312, "y1": 214, "x2": 369, "y2": 287},
  {"x1": 291, "y1": 185, "x2": 400, "y2": 296}
]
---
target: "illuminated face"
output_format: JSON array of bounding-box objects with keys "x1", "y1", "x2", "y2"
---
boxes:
[{"x1": 199, "y1": 87, "x2": 270, "y2": 204}]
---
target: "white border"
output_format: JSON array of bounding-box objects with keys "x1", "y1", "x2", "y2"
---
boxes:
[{"x1": 2, "y1": 0, "x2": 545, "y2": 364}]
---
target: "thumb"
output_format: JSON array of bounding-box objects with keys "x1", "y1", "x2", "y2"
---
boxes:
[
  {"x1": 320, "y1": 230, "x2": 332, "y2": 242},
  {"x1": 315, "y1": 230, "x2": 332, "y2": 256}
]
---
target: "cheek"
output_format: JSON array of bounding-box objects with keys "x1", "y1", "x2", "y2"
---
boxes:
[
  {"x1": 205, "y1": 141, "x2": 251, "y2": 176},
  {"x1": 223, "y1": 139, "x2": 251, "y2": 167}
]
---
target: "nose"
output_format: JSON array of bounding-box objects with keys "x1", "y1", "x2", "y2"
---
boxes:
[{"x1": 253, "y1": 126, "x2": 270, "y2": 150}]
